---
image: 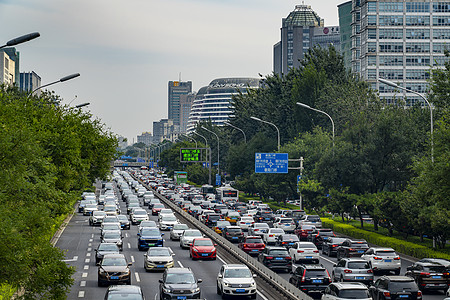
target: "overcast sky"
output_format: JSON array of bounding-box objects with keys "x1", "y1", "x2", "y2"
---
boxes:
[{"x1": 0, "y1": 0, "x2": 346, "y2": 142}]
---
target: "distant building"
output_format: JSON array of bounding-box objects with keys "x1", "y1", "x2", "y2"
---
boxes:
[
  {"x1": 168, "y1": 81, "x2": 192, "y2": 126},
  {"x1": 179, "y1": 92, "x2": 196, "y2": 133},
  {"x1": 338, "y1": 1, "x2": 353, "y2": 70},
  {"x1": 117, "y1": 136, "x2": 128, "y2": 150},
  {"x1": 19, "y1": 71, "x2": 41, "y2": 93},
  {"x1": 137, "y1": 132, "x2": 153, "y2": 145},
  {"x1": 153, "y1": 119, "x2": 180, "y2": 143},
  {"x1": 0, "y1": 48, "x2": 19, "y2": 86},
  {"x1": 0, "y1": 50, "x2": 16, "y2": 85}
]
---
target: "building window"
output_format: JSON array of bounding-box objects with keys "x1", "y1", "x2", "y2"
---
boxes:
[
  {"x1": 405, "y1": 15, "x2": 430, "y2": 26},
  {"x1": 379, "y1": 29, "x2": 403, "y2": 39},
  {"x1": 379, "y1": 56, "x2": 403, "y2": 66},
  {"x1": 406, "y1": 70, "x2": 430, "y2": 80},
  {"x1": 379, "y1": 2, "x2": 403, "y2": 12},
  {"x1": 433, "y1": 16, "x2": 450, "y2": 26},
  {"x1": 433, "y1": 29, "x2": 450, "y2": 39},
  {"x1": 406, "y1": 42, "x2": 430, "y2": 53},
  {"x1": 406, "y1": 56, "x2": 430, "y2": 66},
  {"x1": 433, "y1": 2, "x2": 450, "y2": 12},
  {"x1": 406, "y1": 2, "x2": 430, "y2": 12},
  {"x1": 406, "y1": 29, "x2": 430, "y2": 40},
  {"x1": 379, "y1": 42, "x2": 403, "y2": 53},
  {"x1": 379, "y1": 69, "x2": 404, "y2": 80},
  {"x1": 433, "y1": 55, "x2": 450, "y2": 66},
  {"x1": 368, "y1": 1, "x2": 377, "y2": 12},
  {"x1": 405, "y1": 82, "x2": 428, "y2": 93},
  {"x1": 368, "y1": 56, "x2": 377, "y2": 66},
  {"x1": 368, "y1": 69, "x2": 377, "y2": 79},
  {"x1": 368, "y1": 42, "x2": 377, "y2": 53},
  {"x1": 368, "y1": 15, "x2": 377, "y2": 26},
  {"x1": 433, "y1": 43, "x2": 449, "y2": 53},
  {"x1": 368, "y1": 28, "x2": 377, "y2": 39},
  {"x1": 379, "y1": 15, "x2": 403, "y2": 26}
]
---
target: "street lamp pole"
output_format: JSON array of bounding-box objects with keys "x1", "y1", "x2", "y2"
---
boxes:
[
  {"x1": 181, "y1": 133, "x2": 197, "y2": 148},
  {"x1": 28, "y1": 73, "x2": 80, "y2": 98},
  {"x1": 201, "y1": 126, "x2": 220, "y2": 182},
  {"x1": 224, "y1": 121, "x2": 246, "y2": 143},
  {"x1": 74, "y1": 102, "x2": 90, "y2": 108},
  {"x1": 0, "y1": 32, "x2": 40, "y2": 49},
  {"x1": 250, "y1": 116, "x2": 280, "y2": 151},
  {"x1": 193, "y1": 131, "x2": 211, "y2": 185},
  {"x1": 296, "y1": 102, "x2": 335, "y2": 149},
  {"x1": 378, "y1": 78, "x2": 433, "y2": 162}
]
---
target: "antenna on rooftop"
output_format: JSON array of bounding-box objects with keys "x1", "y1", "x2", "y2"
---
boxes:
[{"x1": 179, "y1": 72, "x2": 182, "y2": 82}]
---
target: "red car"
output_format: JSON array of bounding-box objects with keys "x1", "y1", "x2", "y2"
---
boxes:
[
  {"x1": 294, "y1": 224, "x2": 316, "y2": 241},
  {"x1": 152, "y1": 203, "x2": 165, "y2": 215},
  {"x1": 189, "y1": 238, "x2": 217, "y2": 260},
  {"x1": 239, "y1": 236, "x2": 265, "y2": 256}
]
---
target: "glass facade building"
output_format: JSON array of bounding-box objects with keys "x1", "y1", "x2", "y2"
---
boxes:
[
  {"x1": 339, "y1": 1, "x2": 353, "y2": 70},
  {"x1": 168, "y1": 81, "x2": 192, "y2": 126}
]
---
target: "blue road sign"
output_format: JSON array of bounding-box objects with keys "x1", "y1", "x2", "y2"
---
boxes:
[
  {"x1": 297, "y1": 175, "x2": 302, "y2": 192},
  {"x1": 216, "y1": 174, "x2": 221, "y2": 186},
  {"x1": 255, "y1": 153, "x2": 289, "y2": 173}
]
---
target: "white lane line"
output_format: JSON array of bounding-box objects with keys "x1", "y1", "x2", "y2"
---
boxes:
[
  {"x1": 86, "y1": 253, "x2": 91, "y2": 257},
  {"x1": 87, "y1": 248, "x2": 92, "y2": 252},
  {"x1": 128, "y1": 243, "x2": 131, "y2": 249},
  {"x1": 131, "y1": 256, "x2": 135, "y2": 263},
  {"x1": 88, "y1": 243, "x2": 92, "y2": 247},
  {"x1": 91, "y1": 234, "x2": 94, "y2": 238},
  {"x1": 217, "y1": 255, "x2": 226, "y2": 264},
  {"x1": 135, "y1": 272, "x2": 141, "y2": 283},
  {"x1": 154, "y1": 293, "x2": 158, "y2": 300},
  {"x1": 320, "y1": 255, "x2": 336, "y2": 265},
  {"x1": 78, "y1": 291, "x2": 85, "y2": 298},
  {"x1": 125, "y1": 233, "x2": 129, "y2": 238},
  {"x1": 89, "y1": 239, "x2": 93, "y2": 242},
  {"x1": 84, "y1": 259, "x2": 90, "y2": 263},
  {"x1": 177, "y1": 261, "x2": 184, "y2": 268},
  {"x1": 80, "y1": 281, "x2": 86, "y2": 287},
  {"x1": 62, "y1": 256, "x2": 78, "y2": 262},
  {"x1": 83, "y1": 265, "x2": 89, "y2": 270},
  {"x1": 82, "y1": 273, "x2": 88, "y2": 278}
]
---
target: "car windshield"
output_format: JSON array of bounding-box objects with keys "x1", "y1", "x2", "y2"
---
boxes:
[
  {"x1": 224, "y1": 268, "x2": 252, "y2": 278},
  {"x1": 134, "y1": 210, "x2": 147, "y2": 215},
  {"x1": 151, "y1": 200, "x2": 161, "y2": 204},
  {"x1": 165, "y1": 273, "x2": 196, "y2": 284},
  {"x1": 93, "y1": 211, "x2": 106, "y2": 216},
  {"x1": 104, "y1": 232, "x2": 121, "y2": 239},
  {"x1": 351, "y1": 243, "x2": 368, "y2": 248},
  {"x1": 255, "y1": 223, "x2": 269, "y2": 228},
  {"x1": 227, "y1": 228, "x2": 242, "y2": 233},
  {"x1": 423, "y1": 265, "x2": 447, "y2": 273},
  {"x1": 140, "y1": 221, "x2": 156, "y2": 227},
  {"x1": 228, "y1": 213, "x2": 240, "y2": 217},
  {"x1": 270, "y1": 229, "x2": 284, "y2": 234},
  {"x1": 104, "y1": 217, "x2": 119, "y2": 223},
  {"x1": 104, "y1": 207, "x2": 116, "y2": 212},
  {"x1": 348, "y1": 262, "x2": 371, "y2": 269},
  {"x1": 306, "y1": 270, "x2": 327, "y2": 277},
  {"x1": 107, "y1": 294, "x2": 143, "y2": 300},
  {"x1": 268, "y1": 250, "x2": 289, "y2": 256},
  {"x1": 307, "y1": 216, "x2": 321, "y2": 222},
  {"x1": 292, "y1": 211, "x2": 304, "y2": 217},
  {"x1": 148, "y1": 248, "x2": 170, "y2": 256},
  {"x1": 375, "y1": 250, "x2": 396, "y2": 256},
  {"x1": 209, "y1": 215, "x2": 221, "y2": 220},
  {"x1": 246, "y1": 238, "x2": 263, "y2": 243},
  {"x1": 129, "y1": 203, "x2": 139, "y2": 207},
  {"x1": 162, "y1": 216, "x2": 177, "y2": 221},
  {"x1": 117, "y1": 215, "x2": 128, "y2": 221},
  {"x1": 280, "y1": 219, "x2": 293, "y2": 223},
  {"x1": 298, "y1": 243, "x2": 316, "y2": 248},
  {"x1": 98, "y1": 244, "x2": 119, "y2": 251},
  {"x1": 338, "y1": 289, "x2": 370, "y2": 299},
  {"x1": 389, "y1": 281, "x2": 417, "y2": 292},
  {"x1": 141, "y1": 229, "x2": 160, "y2": 236},
  {"x1": 194, "y1": 239, "x2": 213, "y2": 246},
  {"x1": 216, "y1": 221, "x2": 230, "y2": 227},
  {"x1": 184, "y1": 231, "x2": 202, "y2": 237},
  {"x1": 153, "y1": 204, "x2": 164, "y2": 208},
  {"x1": 173, "y1": 224, "x2": 189, "y2": 230},
  {"x1": 103, "y1": 225, "x2": 120, "y2": 230},
  {"x1": 86, "y1": 204, "x2": 97, "y2": 208},
  {"x1": 101, "y1": 257, "x2": 127, "y2": 266}
]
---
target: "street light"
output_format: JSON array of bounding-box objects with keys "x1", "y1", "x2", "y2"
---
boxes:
[
  {"x1": 250, "y1": 116, "x2": 280, "y2": 151},
  {"x1": 193, "y1": 131, "x2": 211, "y2": 185},
  {"x1": 201, "y1": 126, "x2": 220, "y2": 177},
  {"x1": 74, "y1": 102, "x2": 90, "y2": 109},
  {"x1": 378, "y1": 78, "x2": 433, "y2": 162},
  {"x1": 224, "y1": 121, "x2": 246, "y2": 143},
  {"x1": 28, "y1": 73, "x2": 80, "y2": 98},
  {"x1": 296, "y1": 102, "x2": 335, "y2": 149},
  {"x1": 0, "y1": 32, "x2": 40, "y2": 49},
  {"x1": 181, "y1": 133, "x2": 197, "y2": 148}
]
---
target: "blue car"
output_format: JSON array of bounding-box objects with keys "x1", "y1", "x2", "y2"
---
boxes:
[{"x1": 137, "y1": 228, "x2": 164, "y2": 251}]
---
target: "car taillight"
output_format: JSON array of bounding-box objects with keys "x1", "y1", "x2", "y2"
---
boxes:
[
  {"x1": 417, "y1": 291, "x2": 422, "y2": 299},
  {"x1": 344, "y1": 269, "x2": 352, "y2": 273},
  {"x1": 269, "y1": 234, "x2": 274, "y2": 237},
  {"x1": 254, "y1": 229, "x2": 259, "y2": 231},
  {"x1": 367, "y1": 269, "x2": 373, "y2": 273},
  {"x1": 383, "y1": 292, "x2": 391, "y2": 297},
  {"x1": 394, "y1": 257, "x2": 400, "y2": 260},
  {"x1": 286, "y1": 256, "x2": 292, "y2": 260},
  {"x1": 266, "y1": 256, "x2": 273, "y2": 260},
  {"x1": 326, "y1": 269, "x2": 331, "y2": 280},
  {"x1": 301, "y1": 269, "x2": 306, "y2": 282},
  {"x1": 332, "y1": 245, "x2": 338, "y2": 247},
  {"x1": 282, "y1": 242, "x2": 287, "y2": 244},
  {"x1": 313, "y1": 250, "x2": 319, "y2": 253},
  {"x1": 226, "y1": 232, "x2": 230, "y2": 235},
  {"x1": 443, "y1": 272, "x2": 449, "y2": 276},
  {"x1": 297, "y1": 250, "x2": 304, "y2": 253},
  {"x1": 374, "y1": 257, "x2": 383, "y2": 260},
  {"x1": 349, "y1": 248, "x2": 355, "y2": 251},
  {"x1": 420, "y1": 272, "x2": 430, "y2": 276}
]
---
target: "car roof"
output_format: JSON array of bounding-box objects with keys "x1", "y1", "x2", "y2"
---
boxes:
[
  {"x1": 300, "y1": 264, "x2": 327, "y2": 270},
  {"x1": 382, "y1": 275, "x2": 415, "y2": 282},
  {"x1": 107, "y1": 284, "x2": 142, "y2": 294},
  {"x1": 223, "y1": 264, "x2": 250, "y2": 269},
  {"x1": 225, "y1": 226, "x2": 241, "y2": 229},
  {"x1": 331, "y1": 282, "x2": 368, "y2": 290},
  {"x1": 266, "y1": 246, "x2": 288, "y2": 250},
  {"x1": 102, "y1": 253, "x2": 126, "y2": 259},
  {"x1": 342, "y1": 257, "x2": 368, "y2": 262},
  {"x1": 372, "y1": 247, "x2": 396, "y2": 252},
  {"x1": 166, "y1": 267, "x2": 193, "y2": 274}
]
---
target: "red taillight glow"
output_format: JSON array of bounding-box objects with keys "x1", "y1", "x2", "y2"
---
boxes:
[
  {"x1": 344, "y1": 269, "x2": 352, "y2": 273},
  {"x1": 301, "y1": 269, "x2": 306, "y2": 282},
  {"x1": 420, "y1": 272, "x2": 430, "y2": 276},
  {"x1": 313, "y1": 250, "x2": 319, "y2": 253},
  {"x1": 374, "y1": 257, "x2": 383, "y2": 260},
  {"x1": 383, "y1": 292, "x2": 391, "y2": 297},
  {"x1": 297, "y1": 250, "x2": 304, "y2": 253},
  {"x1": 367, "y1": 269, "x2": 373, "y2": 273},
  {"x1": 286, "y1": 256, "x2": 292, "y2": 260},
  {"x1": 417, "y1": 291, "x2": 422, "y2": 299},
  {"x1": 394, "y1": 257, "x2": 401, "y2": 260},
  {"x1": 266, "y1": 256, "x2": 273, "y2": 260}
]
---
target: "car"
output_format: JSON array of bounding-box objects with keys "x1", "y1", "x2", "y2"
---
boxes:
[
  {"x1": 180, "y1": 229, "x2": 203, "y2": 248},
  {"x1": 289, "y1": 264, "x2": 331, "y2": 296},
  {"x1": 101, "y1": 230, "x2": 123, "y2": 250},
  {"x1": 213, "y1": 220, "x2": 231, "y2": 235},
  {"x1": 361, "y1": 247, "x2": 401, "y2": 275},
  {"x1": 204, "y1": 213, "x2": 222, "y2": 227},
  {"x1": 255, "y1": 210, "x2": 275, "y2": 223},
  {"x1": 189, "y1": 238, "x2": 217, "y2": 260},
  {"x1": 288, "y1": 241, "x2": 320, "y2": 263},
  {"x1": 258, "y1": 246, "x2": 292, "y2": 272},
  {"x1": 102, "y1": 215, "x2": 121, "y2": 227},
  {"x1": 322, "y1": 282, "x2": 371, "y2": 300},
  {"x1": 263, "y1": 228, "x2": 285, "y2": 245},
  {"x1": 299, "y1": 215, "x2": 322, "y2": 228},
  {"x1": 275, "y1": 234, "x2": 300, "y2": 249},
  {"x1": 369, "y1": 276, "x2": 422, "y2": 300},
  {"x1": 97, "y1": 254, "x2": 132, "y2": 286},
  {"x1": 104, "y1": 285, "x2": 145, "y2": 300},
  {"x1": 137, "y1": 227, "x2": 164, "y2": 251},
  {"x1": 159, "y1": 267, "x2": 202, "y2": 300},
  {"x1": 159, "y1": 214, "x2": 178, "y2": 231},
  {"x1": 239, "y1": 236, "x2": 265, "y2": 256},
  {"x1": 248, "y1": 223, "x2": 270, "y2": 237},
  {"x1": 225, "y1": 211, "x2": 241, "y2": 224},
  {"x1": 417, "y1": 258, "x2": 450, "y2": 269},
  {"x1": 405, "y1": 261, "x2": 450, "y2": 292},
  {"x1": 95, "y1": 242, "x2": 120, "y2": 264},
  {"x1": 117, "y1": 214, "x2": 131, "y2": 230},
  {"x1": 332, "y1": 258, "x2": 374, "y2": 285},
  {"x1": 103, "y1": 205, "x2": 119, "y2": 216},
  {"x1": 273, "y1": 217, "x2": 296, "y2": 233},
  {"x1": 79, "y1": 199, "x2": 95, "y2": 213},
  {"x1": 217, "y1": 264, "x2": 257, "y2": 299},
  {"x1": 83, "y1": 203, "x2": 98, "y2": 216},
  {"x1": 295, "y1": 224, "x2": 317, "y2": 241},
  {"x1": 158, "y1": 208, "x2": 173, "y2": 218},
  {"x1": 130, "y1": 208, "x2": 149, "y2": 225},
  {"x1": 138, "y1": 220, "x2": 158, "y2": 231},
  {"x1": 100, "y1": 224, "x2": 122, "y2": 239},
  {"x1": 222, "y1": 226, "x2": 245, "y2": 243},
  {"x1": 308, "y1": 228, "x2": 336, "y2": 249},
  {"x1": 144, "y1": 246, "x2": 174, "y2": 271},
  {"x1": 89, "y1": 210, "x2": 107, "y2": 226},
  {"x1": 169, "y1": 223, "x2": 189, "y2": 240},
  {"x1": 336, "y1": 239, "x2": 369, "y2": 259},
  {"x1": 237, "y1": 216, "x2": 255, "y2": 231},
  {"x1": 322, "y1": 237, "x2": 346, "y2": 257},
  {"x1": 152, "y1": 203, "x2": 165, "y2": 215},
  {"x1": 126, "y1": 202, "x2": 140, "y2": 214},
  {"x1": 148, "y1": 198, "x2": 161, "y2": 209}
]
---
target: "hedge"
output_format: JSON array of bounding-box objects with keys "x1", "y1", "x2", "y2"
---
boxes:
[{"x1": 322, "y1": 218, "x2": 450, "y2": 260}]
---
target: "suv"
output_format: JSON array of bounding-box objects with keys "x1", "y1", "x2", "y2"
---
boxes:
[
  {"x1": 361, "y1": 247, "x2": 401, "y2": 275},
  {"x1": 258, "y1": 246, "x2": 292, "y2": 272},
  {"x1": 159, "y1": 267, "x2": 202, "y2": 300},
  {"x1": 239, "y1": 236, "x2": 265, "y2": 256},
  {"x1": 322, "y1": 282, "x2": 371, "y2": 300},
  {"x1": 369, "y1": 276, "x2": 422, "y2": 300},
  {"x1": 322, "y1": 237, "x2": 346, "y2": 257},
  {"x1": 273, "y1": 217, "x2": 296, "y2": 233},
  {"x1": 308, "y1": 228, "x2": 336, "y2": 249},
  {"x1": 217, "y1": 264, "x2": 257, "y2": 299},
  {"x1": 332, "y1": 258, "x2": 374, "y2": 285},
  {"x1": 89, "y1": 211, "x2": 107, "y2": 226},
  {"x1": 336, "y1": 239, "x2": 369, "y2": 259},
  {"x1": 299, "y1": 215, "x2": 322, "y2": 228},
  {"x1": 255, "y1": 210, "x2": 275, "y2": 223},
  {"x1": 288, "y1": 264, "x2": 331, "y2": 296},
  {"x1": 222, "y1": 226, "x2": 244, "y2": 243},
  {"x1": 97, "y1": 253, "x2": 132, "y2": 286},
  {"x1": 405, "y1": 262, "x2": 450, "y2": 292}
]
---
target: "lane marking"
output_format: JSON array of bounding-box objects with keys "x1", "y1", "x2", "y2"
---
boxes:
[
  {"x1": 125, "y1": 233, "x2": 129, "y2": 238},
  {"x1": 83, "y1": 265, "x2": 89, "y2": 270},
  {"x1": 128, "y1": 243, "x2": 131, "y2": 249},
  {"x1": 217, "y1": 255, "x2": 226, "y2": 264},
  {"x1": 82, "y1": 273, "x2": 88, "y2": 278},
  {"x1": 87, "y1": 248, "x2": 92, "y2": 252},
  {"x1": 84, "y1": 259, "x2": 90, "y2": 263},
  {"x1": 135, "y1": 272, "x2": 141, "y2": 283},
  {"x1": 88, "y1": 243, "x2": 92, "y2": 247},
  {"x1": 80, "y1": 281, "x2": 86, "y2": 287},
  {"x1": 177, "y1": 261, "x2": 184, "y2": 268},
  {"x1": 131, "y1": 256, "x2": 135, "y2": 263},
  {"x1": 154, "y1": 293, "x2": 158, "y2": 300},
  {"x1": 78, "y1": 291, "x2": 85, "y2": 298},
  {"x1": 62, "y1": 256, "x2": 78, "y2": 262},
  {"x1": 319, "y1": 255, "x2": 336, "y2": 265},
  {"x1": 91, "y1": 234, "x2": 94, "y2": 238},
  {"x1": 86, "y1": 253, "x2": 91, "y2": 257},
  {"x1": 89, "y1": 239, "x2": 93, "y2": 242}
]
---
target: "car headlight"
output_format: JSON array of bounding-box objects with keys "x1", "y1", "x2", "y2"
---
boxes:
[
  {"x1": 193, "y1": 248, "x2": 198, "y2": 252},
  {"x1": 162, "y1": 287, "x2": 172, "y2": 293},
  {"x1": 223, "y1": 282, "x2": 230, "y2": 287},
  {"x1": 190, "y1": 288, "x2": 200, "y2": 293},
  {"x1": 250, "y1": 282, "x2": 256, "y2": 287},
  {"x1": 98, "y1": 268, "x2": 106, "y2": 275}
]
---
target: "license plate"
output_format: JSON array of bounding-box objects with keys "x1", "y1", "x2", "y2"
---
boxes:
[
  {"x1": 432, "y1": 275, "x2": 442, "y2": 279},
  {"x1": 111, "y1": 276, "x2": 119, "y2": 280},
  {"x1": 148, "y1": 243, "x2": 155, "y2": 246},
  {"x1": 275, "y1": 257, "x2": 283, "y2": 260},
  {"x1": 306, "y1": 256, "x2": 312, "y2": 259},
  {"x1": 246, "y1": 223, "x2": 250, "y2": 225},
  {"x1": 232, "y1": 237, "x2": 238, "y2": 239},
  {"x1": 252, "y1": 249, "x2": 259, "y2": 252},
  {"x1": 356, "y1": 276, "x2": 364, "y2": 280},
  {"x1": 312, "y1": 279, "x2": 322, "y2": 283},
  {"x1": 399, "y1": 295, "x2": 409, "y2": 298},
  {"x1": 236, "y1": 289, "x2": 246, "y2": 293},
  {"x1": 385, "y1": 259, "x2": 391, "y2": 262},
  {"x1": 157, "y1": 265, "x2": 164, "y2": 268},
  {"x1": 177, "y1": 297, "x2": 187, "y2": 300},
  {"x1": 357, "y1": 250, "x2": 364, "y2": 253},
  {"x1": 288, "y1": 243, "x2": 294, "y2": 245},
  {"x1": 202, "y1": 253, "x2": 208, "y2": 256}
]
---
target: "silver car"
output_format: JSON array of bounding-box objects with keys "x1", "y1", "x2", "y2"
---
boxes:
[
  {"x1": 170, "y1": 223, "x2": 189, "y2": 240},
  {"x1": 179, "y1": 229, "x2": 203, "y2": 248},
  {"x1": 144, "y1": 247, "x2": 174, "y2": 271},
  {"x1": 101, "y1": 230, "x2": 123, "y2": 251},
  {"x1": 322, "y1": 282, "x2": 371, "y2": 300},
  {"x1": 332, "y1": 258, "x2": 374, "y2": 285}
]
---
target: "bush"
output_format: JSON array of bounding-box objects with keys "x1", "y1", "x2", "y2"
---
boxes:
[{"x1": 322, "y1": 218, "x2": 450, "y2": 260}]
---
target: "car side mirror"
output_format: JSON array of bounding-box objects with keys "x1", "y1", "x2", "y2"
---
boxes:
[
  {"x1": 218, "y1": 274, "x2": 223, "y2": 278},
  {"x1": 128, "y1": 263, "x2": 132, "y2": 266},
  {"x1": 189, "y1": 243, "x2": 193, "y2": 246},
  {"x1": 197, "y1": 279, "x2": 203, "y2": 283},
  {"x1": 137, "y1": 233, "x2": 141, "y2": 236},
  {"x1": 253, "y1": 274, "x2": 257, "y2": 278},
  {"x1": 333, "y1": 264, "x2": 336, "y2": 267},
  {"x1": 159, "y1": 279, "x2": 163, "y2": 284},
  {"x1": 161, "y1": 233, "x2": 164, "y2": 236}
]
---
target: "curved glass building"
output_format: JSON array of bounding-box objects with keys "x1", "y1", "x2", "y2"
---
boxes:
[{"x1": 186, "y1": 78, "x2": 260, "y2": 133}]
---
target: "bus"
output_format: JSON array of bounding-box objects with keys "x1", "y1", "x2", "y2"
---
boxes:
[
  {"x1": 200, "y1": 184, "x2": 215, "y2": 196},
  {"x1": 216, "y1": 185, "x2": 239, "y2": 203}
]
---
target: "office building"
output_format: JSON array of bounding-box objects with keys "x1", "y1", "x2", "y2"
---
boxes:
[
  {"x1": 179, "y1": 92, "x2": 196, "y2": 133},
  {"x1": 168, "y1": 81, "x2": 192, "y2": 126},
  {"x1": 153, "y1": 119, "x2": 179, "y2": 143},
  {"x1": 1, "y1": 48, "x2": 19, "y2": 86},
  {"x1": 19, "y1": 71, "x2": 41, "y2": 93},
  {"x1": 349, "y1": 0, "x2": 450, "y2": 105},
  {"x1": 339, "y1": 1, "x2": 353, "y2": 70},
  {"x1": 0, "y1": 50, "x2": 16, "y2": 85},
  {"x1": 274, "y1": 4, "x2": 341, "y2": 75},
  {"x1": 137, "y1": 132, "x2": 153, "y2": 146},
  {"x1": 186, "y1": 78, "x2": 260, "y2": 133}
]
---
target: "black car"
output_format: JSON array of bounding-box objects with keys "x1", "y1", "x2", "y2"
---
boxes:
[
  {"x1": 104, "y1": 285, "x2": 145, "y2": 300},
  {"x1": 308, "y1": 228, "x2": 336, "y2": 249},
  {"x1": 275, "y1": 234, "x2": 300, "y2": 249},
  {"x1": 405, "y1": 262, "x2": 450, "y2": 292},
  {"x1": 255, "y1": 211, "x2": 275, "y2": 222},
  {"x1": 222, "y1": 226, "x2": 244, "y2": 243},
  {"x1": 321, "y1": 237, "x2": 346, "y2": 257},
  {"x1": 258, "y1": 246, "x2": 292, "y2": 272},
  {"x1": 98, "y1": 254, "x2": 132, "y2": 286},
  {"x1": 336, "y1": 238, "x2": 369, "y2": 259},
  {"x1": 117, "y1": 215, "x2": 131, "y2": 230},
  {"x1": 159, "y1": 267, "x2": 202, "y2": 300},
  {"x1": 369, "y1": 276, "x2": 422, "y2": 300},
  {"x1": 289, "y1": 264, "x2": 331, "y2": 296}
]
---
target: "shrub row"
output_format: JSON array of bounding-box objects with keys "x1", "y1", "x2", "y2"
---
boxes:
[{"x1": 322, "y1": 218, "x2": 450, "y2": 260}]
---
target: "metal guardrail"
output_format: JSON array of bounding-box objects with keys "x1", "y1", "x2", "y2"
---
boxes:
[{"x1": 135, "y1": 177, "x2": 312, "y2": 300}]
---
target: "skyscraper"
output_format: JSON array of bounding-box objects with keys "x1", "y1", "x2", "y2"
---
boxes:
[
  {"x1": 179, "y1": 92, "x2": 196, "y2": 133},
  {"x1": 19, "y1": 71, "x2": 41, "y2": 93},
  {"x1": 168, "y1": 81, "x2": 192, "y2": 126},
  {"x1": 0, "y1": 50, "x2": 16, "y2": 85},
  {"x1": 339, "y1": 1, "x2": 353, "y2": 70}
]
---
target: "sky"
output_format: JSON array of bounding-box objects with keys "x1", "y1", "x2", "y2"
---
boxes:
[{"x1": 0, "y1": 0, "x2": 346, "y2": 142}]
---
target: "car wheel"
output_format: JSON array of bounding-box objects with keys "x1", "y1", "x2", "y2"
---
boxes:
[
  {"x1": 251, "y1": 293, "x2": 257, "y2": 299},
  {"x1": 394, "y1": 269, "x2": 400, "y2": 275},
  {"x1": 217, "y1": 284, "x2": 222, "y2": 295}
]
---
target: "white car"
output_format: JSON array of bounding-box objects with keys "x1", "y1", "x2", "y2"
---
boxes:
[
  {"x1": 130, "y1": 208, "x2": 149, "y2": 225},
  {"x1": 179, "y1": 229, "x2": 203, "y2": 248},
  {"x1": 288, "y1": 242, "x2": 320, "y2": 263},
  {"x1": 263, "y1": 228, "x2": 285, "y2": 245},
  {"x1": 273, "y1": 217, "x2": 296, "y2": 233},
  {"x1": 170, "y1": 223, "x2": 189, "y2": 240},
  {"x1": 238, "y1": 216, "x2": 255, "y2": 231},
  {"x1": 159, "y1": 214, "x2": 179, "y2": 231},
  {"x1": 248, "y1": 223, "x2": 270, "y2": 237},
  {"x1": 138, "y1": 220, "x2": 157, "y2": 231},
  {"x1": 217, "y1": 264, "x2": 257, "y2": 299},
  {"x1": 361, "y1": 247, "x2": 401, "y2": 274},
  {"x1": 299, "y1": 215, "x2": 322, "y2": 228},
  {"x1": 321, "y1": 282, "x2": 371, "y2": 300},
  {"x1": 158, "y1": 209, "x2": 174, "y2": 220}
]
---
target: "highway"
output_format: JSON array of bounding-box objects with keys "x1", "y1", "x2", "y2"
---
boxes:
[{"x1": 57, "y1": 179, "x2": 447, "y2": 300}]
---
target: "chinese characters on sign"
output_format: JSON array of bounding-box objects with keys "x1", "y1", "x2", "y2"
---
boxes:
[
  {"x1": 255, "y1": 153, "x2": 289, "y2": 173},
  {"x1": 180, "y1": 148, "x2": 201, "y2": 162}
]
